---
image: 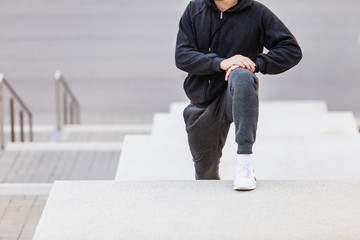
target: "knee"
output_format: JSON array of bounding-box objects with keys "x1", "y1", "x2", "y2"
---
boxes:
[{"x1": 228, "y1": 68, "x2": 257, "y2": 92}]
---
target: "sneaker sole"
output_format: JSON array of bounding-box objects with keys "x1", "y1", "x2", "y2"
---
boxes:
[{"x1": 233, "y1": 184, "x2": 256, "y2": 191}]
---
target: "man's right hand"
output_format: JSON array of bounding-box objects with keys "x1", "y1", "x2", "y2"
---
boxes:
[{"x1": 220, "y1": 54, "x2": 256, "y2": 72}]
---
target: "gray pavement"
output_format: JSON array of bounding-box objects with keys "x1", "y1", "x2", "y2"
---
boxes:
[
  {"x1": 0, "y1": 0, "x2": 359, "y2": 119},
  {"x1": 0, "y1": 195, "x2": 47, "y2": 240},
  {"x1": 0, "y1": 150, "x2": 120, "y2": 183}
]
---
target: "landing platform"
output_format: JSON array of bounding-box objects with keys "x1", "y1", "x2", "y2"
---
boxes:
[{"x1": 33, "y1": 180, "x2": 360, "y2": 240}]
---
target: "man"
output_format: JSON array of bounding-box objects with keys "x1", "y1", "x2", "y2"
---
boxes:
[{"x1": 175, "y1": 0, "x2": 302, "y2": 190}]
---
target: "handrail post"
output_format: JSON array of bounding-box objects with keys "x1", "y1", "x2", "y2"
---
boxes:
[
  {"x1": 56, "y1": 72, "x2": 62, "y2": 130},
  {"x1": 55, "y1": 70, "x2": 81, "y2": 129},
  {"x1": 76, "y1": 104, "x2": 80, "y2": 124},
  {"x1": 10, "y1": 98, "x2": 15, "y2": 142},
  {"x1": 63, "y1": 92, "x2": 67, "y2": 125},
  {"x1": 0, "y1": 74, "x2": 33, "y2": 148},
  {"x1": 0, "y1": 74, "x2": 4, "y2": 149},
  {"x1": 20, "y1": 110, "x2": 24, "y2": 142},
  {"x1": 29, "y1": 114, "x2": 33, "y2": 142},
  {"x1": 78, "y1": 105, "x2": 80, "y2": 124},
  {"x1": 70, "y1": 102, "x2": 74, "y2": 124}
]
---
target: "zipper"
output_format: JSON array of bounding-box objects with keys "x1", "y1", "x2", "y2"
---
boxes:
[{"x1": 209, "y1": 12, "x2": 223, "y2": 53}]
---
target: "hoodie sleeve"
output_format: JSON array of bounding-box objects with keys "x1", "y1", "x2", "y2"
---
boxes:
[
  {"x1": 255, "y1": 5, "x2": 302, "y2": 74},
  {"x1": 175, "y1": 3, "x2": 224, "y2": 75}
]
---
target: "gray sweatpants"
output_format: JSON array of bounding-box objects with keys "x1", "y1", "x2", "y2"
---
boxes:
[{"x1": 183, "y1": 68, "x2": 259, "y2": 180}]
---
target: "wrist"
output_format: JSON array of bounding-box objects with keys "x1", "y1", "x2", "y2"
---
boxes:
[
  {"x1": 212, "y1": 57, "x2": 225, "y2": 72},
  {"x1": 220, "y1": 59, "x2": 227, "y2": 71}
]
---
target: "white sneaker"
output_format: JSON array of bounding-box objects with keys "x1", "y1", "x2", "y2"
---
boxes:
[{"x1": 234, "y1": 166, "x2": 256, "y2": 191}]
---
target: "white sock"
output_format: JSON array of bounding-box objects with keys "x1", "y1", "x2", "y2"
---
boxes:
[{"x1": 236, "y1": 154, "x2": 252, "y2": 173}]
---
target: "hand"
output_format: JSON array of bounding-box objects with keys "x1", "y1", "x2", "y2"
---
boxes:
[
  {"x1": 225, "y1": 64, "x2": 255, "y2": 81},
  {"x1": 225, "y1": 65, "x2": 239, "y2": 81},
  {"x1": 220, "y1": 54, "x2": 256, "y2": 72}
]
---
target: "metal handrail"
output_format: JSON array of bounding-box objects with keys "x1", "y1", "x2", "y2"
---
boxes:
[
  {"x1": 0, "y1": 73, "x2": 33, "y2": 149},
  {"x1": 55, "y1": 71, "x2": 80, "y2": 130}
]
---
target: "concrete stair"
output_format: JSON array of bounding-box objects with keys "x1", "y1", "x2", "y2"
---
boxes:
[
  {"x1": 152, "y1": 101, "x2": 358, "y2": 136},
  {"x1": 115, "y1": 134, "x2": 360, "y2": 180},
  {"x1": 0, "y1": 124, "x2": 151, "y2": 185},
  {"x1": 0, "y1": 146, "x2": 120, "y2": 183},
  {"x1": 32, "y1": 100, "x2": 360, "y2": 239},
  {"x1": 1, "y1": 124, "x2": 151, "y2": 143},
  {"x1": 0, "y1": 122, "x2": 151, "y2": 238},
  {"x1": 117, "y1": 101, "x2": 360, "y2": 180},
  {"x1": 152, "y1": 111, "x2": 359, "y2": 136},
  {"x1": 168, "y1": 100, "x2": 329, "y2": 114},
  {"x1": 33, "y1": 180, "x2": 360, "y2": 240},
  {"x1": 57, "y1": 124, "x2": 151, "y2": 142},
  {"x1": 0, "y1": 186, "x2": 49, "y2": 239}
]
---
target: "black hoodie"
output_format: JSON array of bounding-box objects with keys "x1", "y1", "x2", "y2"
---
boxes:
[{"x1": 175, "y1": 0, "x2": 302, "y2": 105}]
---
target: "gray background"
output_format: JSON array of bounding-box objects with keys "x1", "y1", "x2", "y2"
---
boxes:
[{"x1": 0, "y1": 0, "x2": 359, "y2": 119}]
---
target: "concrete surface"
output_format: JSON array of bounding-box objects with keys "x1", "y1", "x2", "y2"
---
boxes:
[
  {"x1": 116, "y1": 134, "x2": 360, "y2": 180},
  {"x1": 59, "y1": 124, "x2": 152, "y2": 142},
  {"x1": 0, "y1": 150, "x2": 120, "y2": 183},
  {"x1": 33, "y1": 180, "x2": 360, "y2": 240},
  {"x1": 0, "y1": 184, "x2": 52, "y2": 195},
  {"x1": 5, "y1": 142, "x2": 123, "y2": 151},
  {"x1": 151, "y1": 111, "x2": 359, "y2": 136},
  {"x1": 0, "y1": 194, "x2": 48, "y2": 240},
  {"x1": 169, "y1": 100, "x2": 329, "y2": 115}
]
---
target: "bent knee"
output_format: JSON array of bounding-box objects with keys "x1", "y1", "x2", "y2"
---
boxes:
[
  {"x1": 229, "y1": 68, "x2": 257, "y2": 90},
  {"x1": 229, "y1": 68, "x2": 254, "y2": 82}
]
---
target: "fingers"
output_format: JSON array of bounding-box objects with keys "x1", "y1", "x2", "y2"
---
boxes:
[
  {"x1": 247, "y1": 60, "x2": 256, "y2": 72},
  {"x1": 241, "y1": 59, "x2": 255, "y2": 71},
  {"x1": 233, "y1": 56, "x2": 255, "y2": 71},
  {"x1": 224, "y1": 62, "x2": 256, "y2": 81},
  {"x1": 250, "y1": 65, "x2": 256, "y2": 72},
  {"x1": 223, "y1": 55, "x2": 256, "y2": 79},
  {"x1": 242, "y1": 60, "x2": 251, "y2": 70},
  {"x1": 224, "y1": 55, "x2": 256, "y2": 72},
  {"x1": 225, "y1": 65, "x2": 240, "y2": 81}
]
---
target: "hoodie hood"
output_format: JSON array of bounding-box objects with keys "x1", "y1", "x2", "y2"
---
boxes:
[{"x1": 203, "y1": 0, "x2": 253, "y2": 12}]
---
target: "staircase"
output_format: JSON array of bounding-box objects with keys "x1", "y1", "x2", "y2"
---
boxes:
[
  {"x1": 30, "y1": 100, "x2": 360, "y2": 240},
  {"x1": 0, "y1": 73, "x2": 155, "y2": 239}
]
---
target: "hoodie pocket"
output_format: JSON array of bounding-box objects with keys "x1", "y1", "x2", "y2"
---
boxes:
[{"x1": 183, "y1": 74, "x2": 211, "y2": 104}]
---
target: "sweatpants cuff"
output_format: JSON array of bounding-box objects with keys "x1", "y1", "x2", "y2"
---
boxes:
[{"x1": 237, "y1": 143, "x2": 253, "y2": 154}]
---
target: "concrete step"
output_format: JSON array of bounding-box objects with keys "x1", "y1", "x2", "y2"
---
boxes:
[
  {"x1": 151, "y1": 111, "x2": 359, "y2": 136},
  {"x1": 58, "y1": 124, "x2": 151, "y2": 142},
  {"x1": 0, "y1": 191, "x2": 48, "y2": 239},
  {"x1": 2, "y1": 125, "x2": 56, "y2": 144},
  {"x1": 3, "y1": 124, "x2": 151, "y2": 133},
  {"x1": 33, "y1": 180, "x2": 360, "y2": 240},
  {"x1": 0, "y1": 184, "x2": 52, "y2": 195},
  {"x1": 116, "y1": 134, "x2": 360, "y2": 180},
  {"x1": 13, "y1": 113, "x2": 153, "y2": 125},
  {"x1": 1, "y1": 124, "x2": 152, "y2": 145},
  {"x1": 0, "y1": 148, "x2": 120, "y2": 183},
  {"x1": 169, "y1": 100, "x2": 329, "y2": 115},
  {"x1": 62, "y1": 124, "x2": 152, "y2": 132},
  {"x1": 4, "y1": 142, "x2": 122, "y2": 151}
]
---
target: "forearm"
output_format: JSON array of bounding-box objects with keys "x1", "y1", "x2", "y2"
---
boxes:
[
  {"x1": 175, "y1": 47, "x2": 224, "y2": 75},
  {"x1": 255, "y1": 43, "x2": 302, "y2": 74},
  {"x1": 256, "y1": 5, "x2": 302, "y2": 74}
]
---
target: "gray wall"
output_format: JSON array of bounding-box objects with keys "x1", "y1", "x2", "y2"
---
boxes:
[{"x1": 0, "y1": 0, "x2": 359, "y2": 115}]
